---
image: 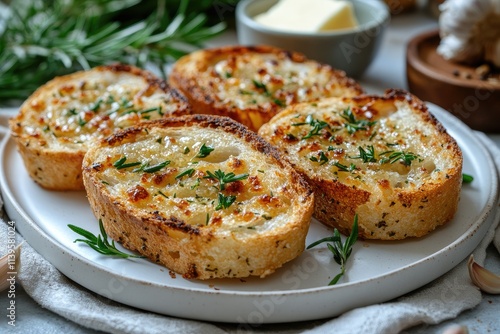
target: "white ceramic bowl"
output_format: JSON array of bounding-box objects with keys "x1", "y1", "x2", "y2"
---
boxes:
[{"x1": 236, "y1": 0, "x2": 390, "y2": 78}]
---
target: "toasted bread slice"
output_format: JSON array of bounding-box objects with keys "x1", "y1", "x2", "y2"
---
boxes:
[
  {"x1": 259, "y1": 89, "x2": 463, "y2": 240},
  {"x1": 169, "y1": 45, "x2": 362, "y2": 131},
  {"x1": 9, "y1": 64, "x2": 191, "y2": 190},
  {"x1": 82, "y1": 115, "x2": 314, "y2": 279}
]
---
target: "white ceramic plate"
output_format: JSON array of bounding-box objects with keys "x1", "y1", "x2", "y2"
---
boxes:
[{"x1": 1, "y1": 104, "x2": 498, "y2": 324}]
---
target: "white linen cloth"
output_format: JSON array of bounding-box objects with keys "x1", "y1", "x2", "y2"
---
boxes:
[{"x1": 1, "y1": 131, "x2": 499, "y2": 334}]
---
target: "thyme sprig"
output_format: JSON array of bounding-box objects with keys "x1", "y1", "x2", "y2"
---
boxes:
[
  {"x1": 215, "y1": 193, "x2": 237, "y2": 210},
  {"x1": 68, "y1": 220, "x2": 144, "y2": 258},
  {"x1": 307, "y1": 215, "x2": 359, "y2": 285}
]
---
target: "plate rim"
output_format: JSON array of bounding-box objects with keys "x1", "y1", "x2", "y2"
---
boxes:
[{"x1": 1, "y1": 104, "x2": 498, "y2": 322}]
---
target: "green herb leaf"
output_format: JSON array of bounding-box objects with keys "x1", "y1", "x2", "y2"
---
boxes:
[
  {"x1": 215, "y1": 193, "x2": 236, "y2": 210},
  {"x1": 340, "y1": 107, "x2": 377, "y2": 134},
  {"x1": 292, "y1": 114, "x2": 330, "y2": 139},
  {"x1": 462, "y1": 173, "x2": 474, "y2": 183},
  {"x1": 307, "y1": 214, "x2": 358, "y2": 285},
  {"x1": 176, "y1": 168, "x2": 195, "y2": 179},
  {"x1": 350, "y1": 145, "x2": 377, "y2": 163},
  {"x1": 196, "y1": 143, "x2": 215, "y2": 158},
  {"x1": 68, "y1": 220, "x2": 144, "y2": 258},
  {"x1": 379, "y1": 150, "x2": 420, "y2": 166},
  {"x1": 142, "y1": 160, "x2": 170, "y2": 173},
  {"x1": 204, "y1": 169, "x2": 249, "y2": 191}
]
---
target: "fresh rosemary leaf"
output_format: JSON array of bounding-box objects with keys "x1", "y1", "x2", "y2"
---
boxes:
[
  {"x1": 142, "y1": 160, "x2": 170, "y2": 173},
  {"x1": 204, "y1": 169, "x2": 249, "y2": 191},
  {"x1": 68, "y1": 220, "x2": 144, "y2": 258},
  {"x1": 462, "y1": 173, "x2": 474, "y2": 183},
  {"x1": 176, "y1": 168, "x2": 195, "y2": 179},
  {"x1": 307, "y1": 214, "x2": 358, "y2": 285},
  {"x1": 196, "y1": 143, "x2": 215, "y2": 158},
  {"x1": 215, "y1": 193, "x2": 237, "y2": 210},
  {"x1": 340, "y1": 107, "x2": 377, "y2": 134}
]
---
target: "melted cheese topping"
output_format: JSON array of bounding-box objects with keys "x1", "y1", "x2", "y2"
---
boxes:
[
  {"x1": 261, "y1": 99, "x2": 457, "y2": 190},
  {"x1": 90, "y1": 127, "x2": 294, "y2": 234},
  {"x1": 19, "y1": 70, "x2": 185, "y2": 151},
  {"x1": 211, "y1": 53, "x2": 359, "y2": 110}
]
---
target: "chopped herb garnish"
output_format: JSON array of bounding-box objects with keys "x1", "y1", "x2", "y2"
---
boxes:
[
  {"x1": 215, "y1": 193, "x2": 237, "y2": 210},
  {"x1": 196, "y1": 143, "x2": 215, "y2": 158},
  {"x1": 176, "y1": 168, "x2": 195, "y2": 179},
  {"x1": 310, "y1": 151, "x2": 329, "y2": 165},
  {"x1": 68, "y1": 219, "x2": 144, "y2": 259},
  {"x1": 379, "y1": 150, "x2": 420, "y2": 166},
  {"x1": 204, "y1": 169, "x2": 249, "y2": 191},
  {"x1": 350, "y1": 145, "x2": 377, "y2": 163},
  {"x1": 78, "y1": 116, "x2": 87, "y2": 127},
  {"x1": 273, "y1": 99, "x2": 285, "y2": 107},
  {"x1": 340, "y1": 107, "x2": 377, "y2": 134},
  {"x1": 183, "y1": 147, "x2": 190, "y2": 154},
  {"x1": 252, "y1": 79, "x2": 270, "y2": 96},
  {"x1": 113, "y1": 156, "x2": 142, "y2": 170},
  {"x1": 462, "y1": 173, "x2": 474, "y2": 183},
  {"x1": 141, "y1": 160, "x2": 170, "y2": 173},
  {"x1": 90, "y1": 98, "x2": 102, "y2": 112},
  {"x1": 307, "y1": 214, "x2": 358, "y2": 285},
  {"x1": 262, "y1": 214, "x2": 273, "y2": 220},
  {"x1": 157, "y1": 190, "x2": 168, "y2": 198},
  {"x1": 113, "y1": 156, "x2": 127, "y2": 167},
  {"x1": 333, "y1": 162, "x2": 356, "y2": 172},
  {"x1": 292, "y1": 114, "x2": 330, "y2": 139},
  {"x1": 205, "y1": 213, "x2": 210, "y2": 225}
]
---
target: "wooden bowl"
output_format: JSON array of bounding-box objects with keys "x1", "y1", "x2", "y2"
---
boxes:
[{"x1": 406, "y1": 30, "x2": 500, "y2": 133}]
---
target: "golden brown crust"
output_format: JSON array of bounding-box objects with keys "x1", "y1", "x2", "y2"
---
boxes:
[
  {"x1": 169, "y1": 45, "x2": 363, "y2": 131},
  {"x1": 9, "y1": 64, "x2": 191, "y2": 190},
  {"x1": 83, "y1": 115, "x2": 314, "y2": 279},
  {"x1": 259, "y1": 90, "x2": 463, "y2": 240}
]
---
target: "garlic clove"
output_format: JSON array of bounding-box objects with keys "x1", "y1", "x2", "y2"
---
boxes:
[
  {"x1": 441, "y1": 324, "x2": 469, "y2": 334},
  {"x1": 468, "y1": 255, "x2": 500, "y2": 294},
  {"x1": 0, "y1": 244, "x2": 21, "y2": 292}
]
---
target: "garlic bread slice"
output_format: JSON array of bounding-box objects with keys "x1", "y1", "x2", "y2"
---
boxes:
[
  {"x1": 82, "y1": 115, "x2": 314, "y2": 279},
  {"x1": 9, "y1": 64, "x2": 191, "y2": 190},
  {"x1": 259, "y1": 89, "x2": 463, "y2": 240},
  {"x1": 169, "y1": 45, "x2": 362, "y2": 131}
]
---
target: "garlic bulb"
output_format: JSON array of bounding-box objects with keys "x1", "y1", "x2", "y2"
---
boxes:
[{"x1": 437, "y1": 0, "x2": 500, "y2": 68}]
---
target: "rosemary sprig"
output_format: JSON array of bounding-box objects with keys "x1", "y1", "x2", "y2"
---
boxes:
[
  {"x1": 68, "y1": 219, "x2": 144, "y2": 258},
  {"x1": 307, "y1": 215, "x2": 359, "y2": 285},
  {"x1": 0, "y1": 0, "x2": 227, "y2": 100}
]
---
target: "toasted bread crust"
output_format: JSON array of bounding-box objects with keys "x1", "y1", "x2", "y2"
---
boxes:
[
  {"x1": 9, "y1": 64, "x2": 191, "y2": 190},
  {"x1": 169, "y1": 45, "x2": 362, "y2": 131},
  {"x1": 83, "y1": 115, "x2": 314, "y2": 279},
  {"x1": 259, "y1": 89, "x2": 463, "y2": 240}
]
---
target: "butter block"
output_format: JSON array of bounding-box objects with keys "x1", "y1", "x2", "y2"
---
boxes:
[{"x1": 254, "y1": 0, "x2": 358, "y2": 33}]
